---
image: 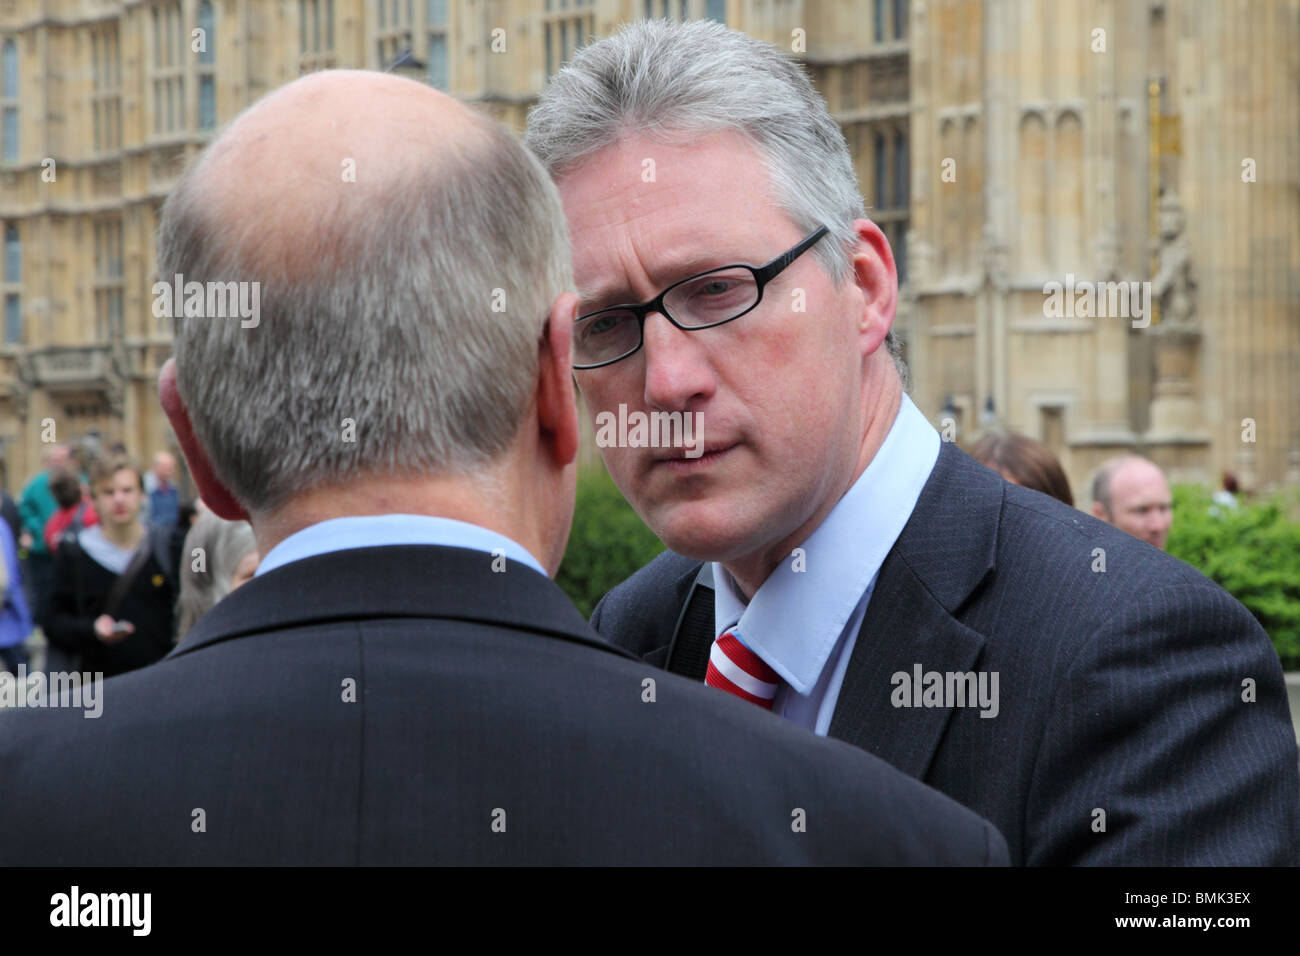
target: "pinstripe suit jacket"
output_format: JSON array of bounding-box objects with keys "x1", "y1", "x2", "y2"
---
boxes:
[{"x1": 592, "y1": 441, "x2": 1300, "y2": 865}]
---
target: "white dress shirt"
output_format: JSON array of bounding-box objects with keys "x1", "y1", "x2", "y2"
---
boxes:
[{"x1": 712, "y1": 392, "x2": 941, "y2": 735}]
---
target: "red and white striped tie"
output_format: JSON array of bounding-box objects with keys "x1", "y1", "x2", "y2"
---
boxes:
[{"x1": 705, "y1": 631, "x2": 781, "y2": 710}]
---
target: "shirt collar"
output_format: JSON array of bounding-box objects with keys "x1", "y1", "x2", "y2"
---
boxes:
[
  {"x1": 255, "y1": 514, "x2": 547, "y2": 578},
  {"x1": 712, "y1": 393, "x2": 942, "y2": 693}
]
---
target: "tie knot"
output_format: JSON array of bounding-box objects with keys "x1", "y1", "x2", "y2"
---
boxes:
[{"x1": 705, "y1": 631, "x2": 782, "y2": 710}]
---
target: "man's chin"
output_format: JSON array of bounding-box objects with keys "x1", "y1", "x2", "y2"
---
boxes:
[{"x1": 641, "y1": 501, "x2": 757, "y2": 564}]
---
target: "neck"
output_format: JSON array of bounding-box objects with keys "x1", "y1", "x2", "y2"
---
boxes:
[
  {"x1": 103, "y1": 519, "x2": 143, "y2": 549},
  {"x1": 251, "y1": 465, "x2": 562, "y2": 577},
  {"x1": 722, "y1": 364, "x2": 903, "y2": 600}
]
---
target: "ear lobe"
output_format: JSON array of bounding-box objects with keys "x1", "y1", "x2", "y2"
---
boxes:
[{"x1": 157, "y1": 358, "x2": 250, "y2": 522}]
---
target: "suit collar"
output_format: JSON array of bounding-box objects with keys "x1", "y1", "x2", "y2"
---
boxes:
[{"x1": 170, "y1": 544, "x2": 635, "y2": 663}]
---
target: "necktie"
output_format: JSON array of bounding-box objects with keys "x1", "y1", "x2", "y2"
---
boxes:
[{"x1": 705, "y1": 631, "x2": 781, "y2": 710}]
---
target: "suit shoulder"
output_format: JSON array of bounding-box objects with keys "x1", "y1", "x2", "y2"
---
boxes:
[
  {"x1": 592, "y1": 550, "x2": 701, "y2": 632},
  {"x1": 1000, "y1": 485, "x2": 1217, "y2": 592}
]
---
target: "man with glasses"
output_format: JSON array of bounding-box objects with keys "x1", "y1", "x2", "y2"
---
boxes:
[{"x1": 526, "y1": 19, "x2": 1299, "y2": 865}]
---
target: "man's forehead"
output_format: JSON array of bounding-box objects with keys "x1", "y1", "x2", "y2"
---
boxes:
[
  {"x1": 556, "y1": 133, "x2": 791, "y2": 303},
  {"x1": 1113, "y1": 463, "x2": 1170, "y2": 500}
]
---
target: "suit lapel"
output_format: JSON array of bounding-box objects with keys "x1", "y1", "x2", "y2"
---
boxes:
[
  {"x1": 827, "y1": 548, "x2": 988, "y2": 778},
  {"x1": 828, "y1": 441, "x2": 1004, "y2": 779},
  {"x1": 664, "y1": 564, "x2": 715, "y2": 679}
]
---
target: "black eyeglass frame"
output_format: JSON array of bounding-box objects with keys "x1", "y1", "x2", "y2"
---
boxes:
[{"x1": 572, "y1": 224, "x2": 831, "y2": 370}]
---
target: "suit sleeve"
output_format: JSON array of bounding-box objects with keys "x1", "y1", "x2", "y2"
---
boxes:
[
  {"x1": 1025, "y1": 581, "x2": 1300, "y2": 865},
  {"x1": 41, "y1": 543, "x2": 98, "y2": 653}
]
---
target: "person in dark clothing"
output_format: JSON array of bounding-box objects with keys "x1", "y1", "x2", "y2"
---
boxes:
[
  {"x1": 41, "y1": 454, "x2": 175, "y2": 678},
  {"x1": 43, "y1": 468, "x2": 99, "y2": 553}
]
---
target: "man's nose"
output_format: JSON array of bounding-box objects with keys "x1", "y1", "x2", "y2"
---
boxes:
[{"x1": 641, "y1": 311, "x2": 715, "y2": 411}]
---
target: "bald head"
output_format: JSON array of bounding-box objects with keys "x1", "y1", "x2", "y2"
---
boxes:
[
  {"x1": 158, "y1": 67, "x2": 575, "y2": 524},
  {"x1": 189, "y1": 70, "x2": 490, "y2": 280},
  {"x1": 1091, "y1": 455, "x2": 1173, "y2": 550}
]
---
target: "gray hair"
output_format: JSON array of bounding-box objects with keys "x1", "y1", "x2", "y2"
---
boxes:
[
  {"x1": 159, "y1": 89, "x2": 573, "y2": 515},
  {"x1": 175, "y1": 509, "x2": 257, "y2": 640},
  {"x1": 524, "y1": 18, "x2": 906, "y2": 385}
]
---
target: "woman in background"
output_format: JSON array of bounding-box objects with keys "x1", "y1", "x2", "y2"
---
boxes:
[
  {"x1": 175, "y1": 507, "x2": 259, "y2": 642},
  {"x1": 968, "y1": 430, "x2": 1075, "y2": 507}
]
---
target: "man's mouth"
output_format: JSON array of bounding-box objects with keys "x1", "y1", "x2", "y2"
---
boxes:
[{"x1": 651, "y1": 443, "x2": 737, "y2": 471}]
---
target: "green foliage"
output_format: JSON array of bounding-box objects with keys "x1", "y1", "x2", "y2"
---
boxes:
[
  {"x1": 557, "y1": 466, "x2": 665, "y2": 619},
  {"x1": 1166, "y1": 484, "x2": 1300, "y2": 668}
]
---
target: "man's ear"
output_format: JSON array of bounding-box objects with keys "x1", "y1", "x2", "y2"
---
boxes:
[
  {"x1": 1090, "y1": 502, "x2": 1108, "y2": 522},
  {"x1": 536, "y1": 292, "x2": 580, "y2": 468},
  {"x1": 849, "y1": 218, "x2": 897, "y2": 358},
  {"x1": 157, "y1": 358, "x2": 250, "y2": 522}
]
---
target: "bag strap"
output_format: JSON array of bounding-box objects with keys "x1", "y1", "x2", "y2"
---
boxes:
[
  {"x1": 102, "y1": 536, "x2": 155, "y2": 620},
  {"x1": 60, "y1": 536, "x2": 87, "y2": 619},
  {"x1": 71, "y1": 500, "x2": 87, "y2": 532},
  {"x1": 150, "y1": 523, "x2": 177, "y2": 593}
]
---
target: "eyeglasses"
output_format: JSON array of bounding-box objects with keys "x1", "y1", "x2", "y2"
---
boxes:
[{"x1": 572, "y1": 225, "x2": 830, "y2": 369}]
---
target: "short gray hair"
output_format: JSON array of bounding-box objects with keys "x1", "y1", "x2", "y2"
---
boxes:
[
  {"x1": 524, "y1": 18, "x2": 906, "y2": 384},
  {"x1": 160, "y1": 90, "x2": 573, "y2": 514},
  {"x1": 176, "y1": 509, "x2": 257, "y2": 640}
]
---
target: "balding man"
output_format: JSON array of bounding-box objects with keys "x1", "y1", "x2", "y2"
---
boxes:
[
  {"x1": 1091, "y1": 455, "x2": 1173, "y2": 551},
  {"x1": 144, "y1": 450, "x2": 181, "y2": 529},
  {"x1": 0, "y1": 71, "x2": 1007, "y2": 865}
]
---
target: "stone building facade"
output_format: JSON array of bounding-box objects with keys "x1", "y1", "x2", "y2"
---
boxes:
[{"x1": 0, "y1": 0, "x2": 1294, "y2": 501}]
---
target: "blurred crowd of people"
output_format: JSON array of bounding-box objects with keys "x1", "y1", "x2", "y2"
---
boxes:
[{"x1": 0, "y1": 442, "x2": 259, "y2": 679}]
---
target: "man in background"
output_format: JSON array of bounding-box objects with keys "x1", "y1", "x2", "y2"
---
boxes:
[
  {"x1": 143, "y1": 450, "x2": 182, "y2": 530},
  {"x1": 1090, "y1": 454, "x2": 1174, "y2": 551}
]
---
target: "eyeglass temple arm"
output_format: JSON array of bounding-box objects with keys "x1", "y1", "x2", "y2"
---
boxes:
[{"x1": 754, "y1": 225, "x2": 830, "y2": 282}]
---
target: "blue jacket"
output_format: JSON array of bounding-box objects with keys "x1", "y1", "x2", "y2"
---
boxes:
[{"x1": 0, "y1": 520, "x2": 33, "y2": 649}]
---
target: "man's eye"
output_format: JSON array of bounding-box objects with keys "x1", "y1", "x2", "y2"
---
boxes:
[{"x1": 589, "y1": 314, "x2": 624, "y2": 335}]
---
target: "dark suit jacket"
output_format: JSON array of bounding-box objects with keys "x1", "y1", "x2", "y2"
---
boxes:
[
  {"x1": 0, "y1": 544, "x2": 1008, "y2": 865},
  {"x1": 592, "y1": 442, "x2": 1300, "y2": 866}
]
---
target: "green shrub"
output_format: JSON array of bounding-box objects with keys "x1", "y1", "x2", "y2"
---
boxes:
[
  {"x1": 1166, "y1": 484, "x2": 1300, "y2": 669},
  {"x1": 557, "y1": 466, "x2": 665, "y2": 619}
]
